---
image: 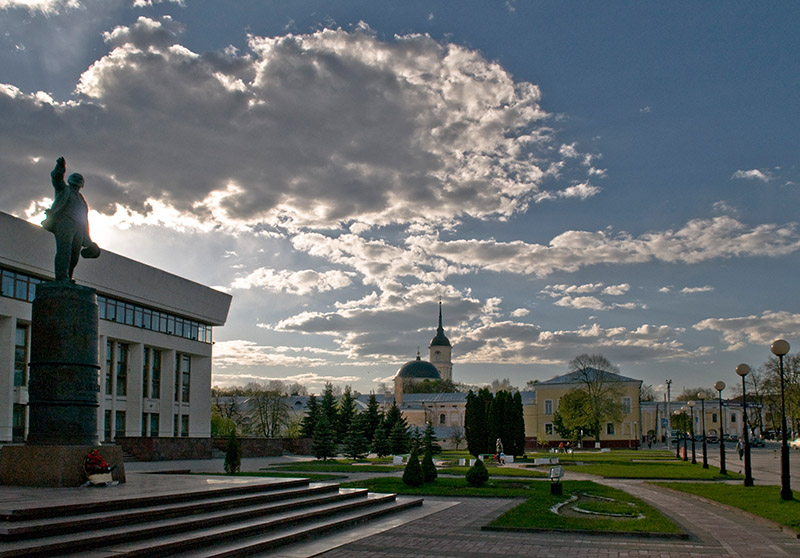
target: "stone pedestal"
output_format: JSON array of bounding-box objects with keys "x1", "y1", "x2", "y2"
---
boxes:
[
  {"x1": 27, "y1": 282, "x2": 100, "y2": 446},
  {"x1": 0, "y1": 445, "x2": 125, "y2": 487},
  {"x1": 0, "y1": 282, "x2": 126, "y2": 487}
]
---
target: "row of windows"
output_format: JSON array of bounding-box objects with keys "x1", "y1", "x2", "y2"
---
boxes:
[
  {"x1": 543, "y1": 396, "x2": 633, "y2": 415},
  {"x1": 104, "y1": 411, "x2": 190, "y2": 440},
  {"x1": 1, "y1": 266, "x2": 214, "y2": 344},
  {"x1": 104, "y1": 342, "x2": 190, "y2": 404},
  {"x1": 98, "y1": 296, "x2": 213, "y2": 343}
]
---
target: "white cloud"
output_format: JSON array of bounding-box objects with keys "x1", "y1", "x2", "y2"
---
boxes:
[
  {"x1": 212, "y1": 340, "x2": 346, "y2": 368},
  {"x1": 732, "y1": 169, "x2": 772, "y2": 182},
  {"x1": 230, "y1": 268, "x2": 355, "y2": 295},
  {"x1": 0, "y1": 0, "x2": 80, "y2": 13},
  {"x1": 694, "y1": 311, "x2": 800, "y2": 351},
  {"x1": 510, "y1": 308, "x2": 530, "y2": 317},
  {"x1": 680, "y1": 286, "x2": 714, "y2": 294},
  {"x1": 603, "y1": 283, "x2": 630, "y2": 296}
]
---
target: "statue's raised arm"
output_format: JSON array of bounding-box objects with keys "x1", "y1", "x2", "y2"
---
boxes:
[{"x1": 41, "y1": 156, "x2": 100, "y2": 282}]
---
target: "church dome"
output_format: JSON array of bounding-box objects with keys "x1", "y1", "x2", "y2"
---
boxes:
[{"x1": 396, "y1": 355, "x2": 441, "y2": 380}]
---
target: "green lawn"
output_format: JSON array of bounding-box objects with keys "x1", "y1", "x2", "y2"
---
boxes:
[
  {"x1": 656, "y1": 482, "x2": 800, "y2": 534},
  {"x1": 340, "y1": 476, "x2": 682, "y2": 535},
  {"x1": 264, "y1": 460, "x2": 404, "y2": 474},
  {"x1": 438, "y1": 466, "x2": 547, "y2": 478}
]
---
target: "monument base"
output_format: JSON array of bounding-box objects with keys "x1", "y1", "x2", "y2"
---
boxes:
[{"x1": 0, "y1": 445, "x2": 126, "y2": 487}]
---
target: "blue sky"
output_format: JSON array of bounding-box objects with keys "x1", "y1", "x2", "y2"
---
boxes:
[{"x1": 2, "y1": 0, "x2": 799, "y2": 397}]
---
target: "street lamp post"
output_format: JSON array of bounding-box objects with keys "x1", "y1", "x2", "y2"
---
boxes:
[
  {"x1": 681, "y1": 406, "x2": 689, "y2": 461},
  {"x1": 714, "y1": 381, "x2": 727, "y2": 475},
  {"x1": 688, "y1": 400, "x2": 697, "y2": 464},
  {"x1": 736, "y1": 363, "x2": 754, "y2": 487},
  {"x1": 771, "y1": 339, "x2": 793, "y2": 501},
  {"x1": 698, "y1": 391, "x2": 708, "y2": 468},
  {"x1": 673, "y1": 410, "x2": 681, "y2": 459}
]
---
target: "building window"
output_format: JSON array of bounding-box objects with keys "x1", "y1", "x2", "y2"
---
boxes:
[
  {"x1": 622, "y1": 397, "x2": 632, "y2": 414},
  {"x1": 544, "y1": 399, "x2": 553, "y2": 415},
  {"x1": 174, "y1": 414, "x2": 179, "y2": 437},
  {"x1": 181, "y1": 415, "x2": 189, "y2": 437},
  {"x1": 97, "y1": 294, "x2": 213, "y2": 343},
  {"x1": 115, "y1": 410, "x2": 126, "y2": 439},
  {"x1": 116, "y1": 343, "x2": 128, "y2": 397},
  {"x1": 545, "y1": 423, "x2": 553, "y2": 435},
  {"x1": 12, "y1": 404, "x2": 26, "y2": 441},
  {"x1": 14, "y1": 325, "x2": 28, "y2": 386},
  {"x1": 439, "y1": 413, "x2": 446, "y2": 425},
  {"x1": 712, "y1": 413, "x2": 718, "y2": 423},
  {"x1": 730, "y1": 413, "x2": 736, "y2": 423},
  {"x1": 143, "y1": 347, "x2": 161, "y2": 399},
  {"x1": 0, "y1": 267, "x2": 42, "y2": 302},
  {"x1": 150, "y1": 413, "x2": 160, "y2": 437},
  {"x1": 606, "y1": 423, "x2": 615, "y2": 435},
  {"x1": 105, "y1": 342, "x2": 113, "y2": 395},
  {"x1": 175, "y1": 353, "x2": 191, "y2": 403},
  {"x1": 104, "y1": 410, "x2": 112, "y2": 441}
]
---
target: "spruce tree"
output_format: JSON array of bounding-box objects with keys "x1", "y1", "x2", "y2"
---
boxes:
[
  {"x1": 383, "y1": 402, "x2": 407, "y2": 433},
  {"x1": 365, "y1": 393, "x2": 382, "y2": 442},
  {"x1": 300, "y1": 394, "x2": 319, "y2": 438},
  {"x1": 487, "y1": 390, "x2": 506, "y2": 453},
  {"x1": 402, "y1": 447, "x2": 424, "y2": 486},
  {"x1": 512, "y1": 391, "x2": 527, "y2": 456},
  {"x1": 343, "y1": 413, "x2": 370, "y2": 459},
  {"x1": 389, "y1": 420, "x2": 410, "y2": 455},
  {"x1": 337, "y1": 385, "x2": 357, "y2": 443},
  {"x1": 372, "y1": 420, "x2": 391, "y2": 457},
  {"x1": 312, "y1": 413, "x2": 337, "y2": 461},
  {"x1": 421, "y1": 449, "x2": 437, "y2": 483},
  {"x1": 423, "y1": 422, "x2": 441, "y2": 455},
  {"x1": 319, "y1": 382, "x2": 338, "y2": 430}
]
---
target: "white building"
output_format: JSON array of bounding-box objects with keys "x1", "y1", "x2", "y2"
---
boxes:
[{"x1": 0, "y1": 211, "x2": 231, "y2": 443}]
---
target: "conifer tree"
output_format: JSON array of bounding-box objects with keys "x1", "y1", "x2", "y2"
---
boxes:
[
  {"x1": 312, "y1": 412, "x2": 337, "y2": 461},
  {"x1": 365, "y1": 393, "x2": 382, "y2": 442},
  {"x1": 337, "y1": 385, "x2": 357, "y2": 443},
  {"x1": 300, "y1": 393, "x2": 319, "y2": 438},
  {"x1": 512, "y1": 390, "x2": 527, "y2": 456},
  {"x1": 224, "y1": 431, "x2": 241, "y2": 475},
  {"x1": 343, "y1": 413, "x2": 370, "y2": 459},
  {"x1": 372, "y1": 420, "x2": 391, "y2": 457},
  {"x1": 466, "y1": 456, "x2": 490, "y2": 487},
  {"x1": 421, "y1": 449, "x2": 437, "y2": 483},
  {"x1": 319, "y1": 382, "x2": 338, "y2": 430},
  {"x1": 389, "y1": 420, "x2": 410, "y2": 455},
  {"x1": 402, "y1": 447, "x2": 423, "y2": 486},
  {"x1": 423, "y1": 422, "x2": 441, "y2": 455}
]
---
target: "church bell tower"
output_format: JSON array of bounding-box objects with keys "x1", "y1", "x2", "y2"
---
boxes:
[{"x1": 428, "y1": 301, "x2": 452, "y2": 382}]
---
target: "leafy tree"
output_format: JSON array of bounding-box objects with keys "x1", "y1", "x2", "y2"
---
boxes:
[
  {"x1": 372, "y1": 420, "x2": 392, "y2": 457},
  {"x1": 675, "y1": 387, "x2": 716, "y2": 401},
  {"x1": 300, "y1": 394, "x2": 320, "y2": 438},
  {"x1": 312, "y1": 413, "x2": 337, "y2": 461},
  {"x1": 568, "y1": 354, "x2": 626, "y2": 443},
  {"x1": 421, "y1": 450, "x2": 438, "y2": 483},
  {"x1": 403, "y1": 378, "x2": 459, "y2": 393},
  {"x1": 402, "y1": 448, "x2": 424, "y2": 486},
  {"x1": 553, "y1": 389, "x2": 596, "y2": 444},
  {"x1": 524, "y1": 379, "x2": 539, "y2": 390},
  {"x1": 337, "y1": 385, "x2": 357, "y2": 442},
  {"x1": 343, "y1": 413, "x2": 370, "y2": 459},
  {"x1": 224, "y1": 431, "x2": 241, "y2": 475},
  {"x1": 465, "y1": 457, "x2": 489, "y2": 487},
  {"x1": 489, "y1": 378, "x2": 517, "y2": 393},
  {"x1": 389, "y1": 420, "x2": 410, "y2": 454}
]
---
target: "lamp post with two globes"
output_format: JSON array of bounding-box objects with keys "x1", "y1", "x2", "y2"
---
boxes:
[
  {"x1": 680, "y1": 406, "x2": 689, "y2": 461},
  {"x1": 714, "y1": 381, "x2": 726, "y2": 475},
  {"x1": 770, "y1": 339, "x2": 793, "y2": 501},
  {"x1": 673, "y1": 410, "x2": 681, "y2": 459},
  {"x1": 698, "y1": 391, "x2": 708, "y2": 468},
  {"x1": 736, "y1": 363, "x2": 754, "y2": 487}
]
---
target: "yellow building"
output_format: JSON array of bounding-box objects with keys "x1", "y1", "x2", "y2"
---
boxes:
[{"x1": 524, "y1": 369, "x2": 643, "y2": 449}]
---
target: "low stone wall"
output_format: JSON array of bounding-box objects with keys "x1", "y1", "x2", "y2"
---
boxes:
[{"x1": 116, "y1": 436, "x2": 313, "y2": 461}]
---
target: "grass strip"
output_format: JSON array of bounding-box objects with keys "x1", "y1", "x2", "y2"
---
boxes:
[
  {"x1": 340, "y1": 476, "x2": 681, "y2": 535},
  {"x1": 265, "y1": 461, "x2": 404, "y2": 473},
  {"x1": 563, "y1": 461, "x2": 741, "y2": 480},
  {"x1": 655, "y1": 482, "x2": 800, "y2": 534},
  {"x1": 438, "y1": 466, "x2": 547, "y2": 478},
  {"x1": 198, "y1": 471, "x2": 344, "y2": 481}
]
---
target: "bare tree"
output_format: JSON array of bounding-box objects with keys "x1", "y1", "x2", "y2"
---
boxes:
[
  {"x1": 489, "y1": 377, "x2": 517, "y2": 393},
  {"x1": 640, "y1": 383, "x2": 656, "y2": 402},
  {"x1": 449, "y1": 425, "x2": 465, "y2": 450}
]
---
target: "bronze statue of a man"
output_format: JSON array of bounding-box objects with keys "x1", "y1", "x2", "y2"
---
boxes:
[{"x1": 42, "y1": 157, "x2": 100, "y2": 281}]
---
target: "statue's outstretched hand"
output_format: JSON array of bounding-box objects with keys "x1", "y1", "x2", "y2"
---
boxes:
[{"x1": 55, "y1": 156, "x2": 65, "y2": 170}]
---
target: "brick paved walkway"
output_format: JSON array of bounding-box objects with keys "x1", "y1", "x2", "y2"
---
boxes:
[{"x1": 315, "y1": 481, "x2": 800, "y2": 557}]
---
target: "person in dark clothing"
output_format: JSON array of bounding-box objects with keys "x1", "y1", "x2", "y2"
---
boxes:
[{"x1": 42, "y1": 157, "x2": 100, "y2": 281}]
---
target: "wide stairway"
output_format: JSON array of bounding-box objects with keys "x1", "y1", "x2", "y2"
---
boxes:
[{"x1": 0, "y1": 475, "x2": 423, "y2": 557}]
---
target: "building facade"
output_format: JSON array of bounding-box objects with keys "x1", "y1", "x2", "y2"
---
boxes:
[{"x1": 1, "y1": 211, "x2": 231, "y2": 443}]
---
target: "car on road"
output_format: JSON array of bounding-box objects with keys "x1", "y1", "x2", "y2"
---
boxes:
[
  {"x1": 750, "y1": 436, "x2": 765, "y2": 447},
  {"x1": 790, "y1": 438, "x2": 800, "y2": 450}
]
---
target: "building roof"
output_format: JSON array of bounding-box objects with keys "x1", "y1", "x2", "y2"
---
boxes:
[
  {"x1": 395, "y1": 354, "x2": 442, "y2": 380},
  {"x1": 538, "y1": 367, "x2": 642, "y2": 386},
  {"x1": 429, "y1": 301, "x2": 451, "y2": 347}
]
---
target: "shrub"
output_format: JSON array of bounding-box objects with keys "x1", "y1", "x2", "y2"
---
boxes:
[
  {"x1": 421, "y1": 450, "x2": 438, "y2": 483},
  {"x1": 402, "y1": 448, "x2": 424, "y2": 486},
  {"x1": 224, "y1": 432, "x2": 241, "y2": 475},
  {"x1": 466, "y1": 457, "x2": 490, "y2": 487}
]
